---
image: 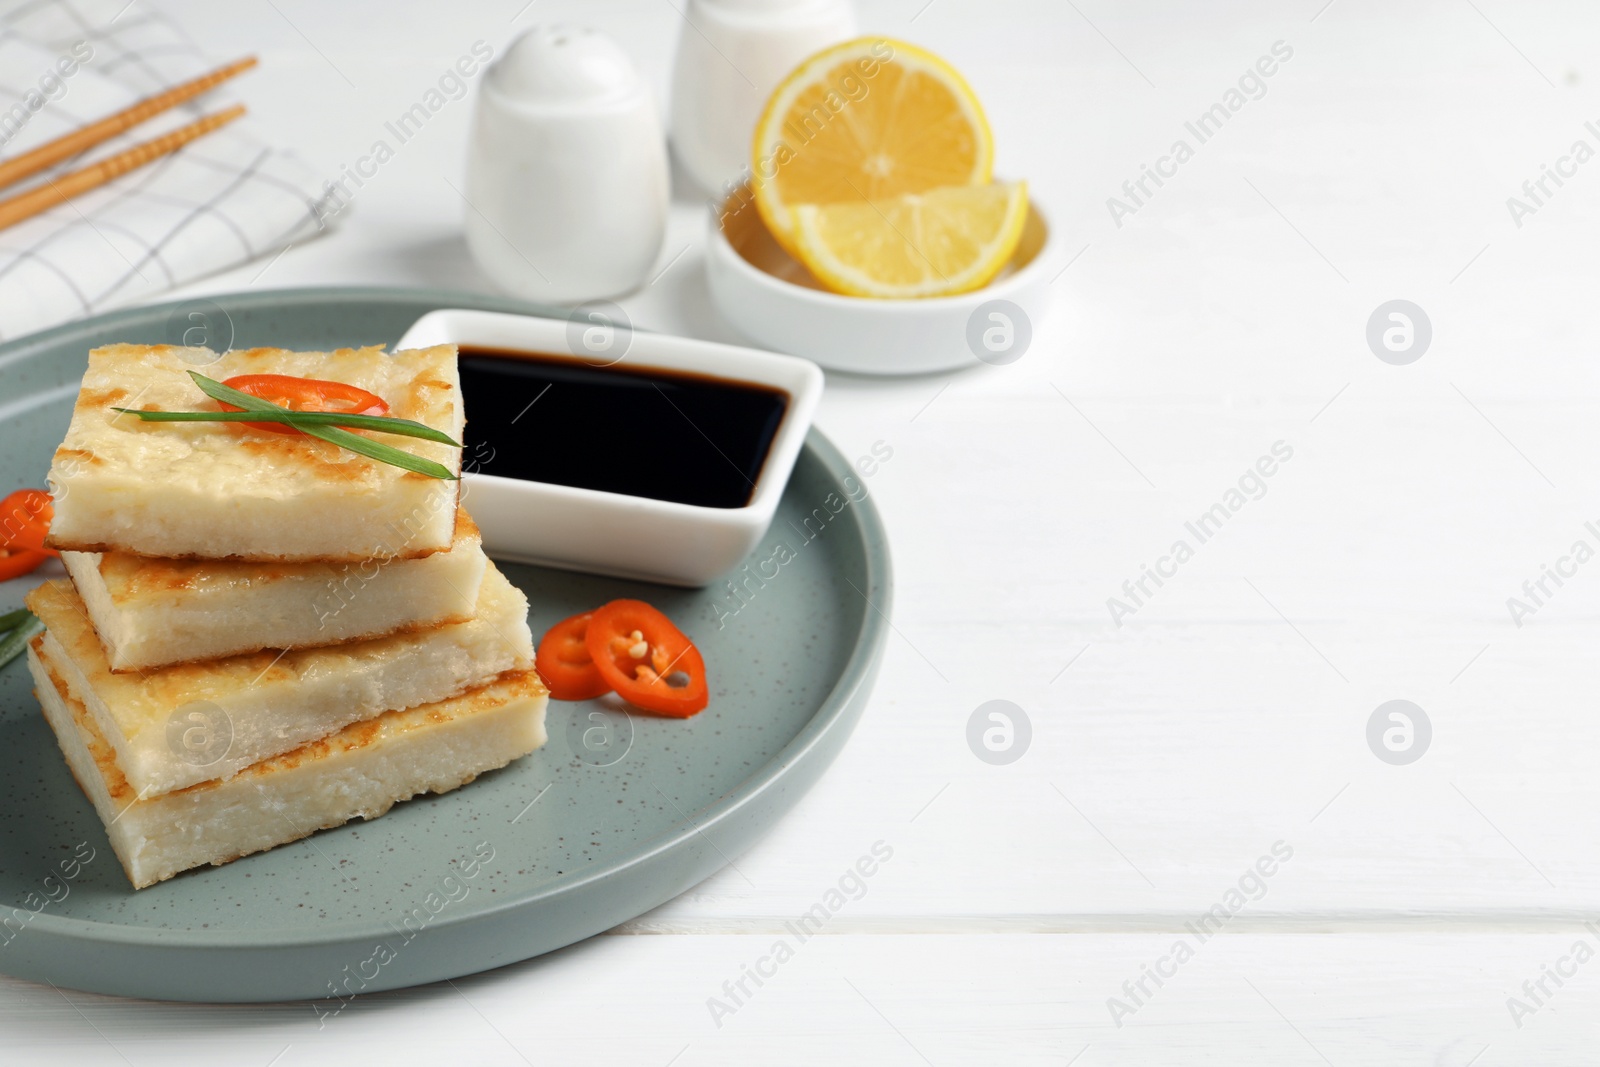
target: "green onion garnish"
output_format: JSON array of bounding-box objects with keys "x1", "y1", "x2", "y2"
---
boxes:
[
  {"x1": 109, "y1": 407, "x2": 461, "y2": 446},
  {"x1": 0, "y1": 611, "x2": 42, "y2": 672},
  {"x1": 113, "y1": 372, "x2": 461, "y2": 481}
]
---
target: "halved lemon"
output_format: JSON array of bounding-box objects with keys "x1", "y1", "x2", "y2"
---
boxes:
[
  {"x1": 751, "y1": 37, "x2": 994, "y2": 257},
  {"x1": 790, "y1": 180, "x2": 1029, "y2": 299}
]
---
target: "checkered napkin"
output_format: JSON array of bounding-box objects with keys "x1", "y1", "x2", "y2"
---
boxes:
[{"x1": 0, "y1": 0, "x2": 333, "y2": 341}]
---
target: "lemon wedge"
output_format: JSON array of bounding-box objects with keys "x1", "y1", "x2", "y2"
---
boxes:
[{"x1": 789, "y1": 180, "x2": 1028, "y2": 299}]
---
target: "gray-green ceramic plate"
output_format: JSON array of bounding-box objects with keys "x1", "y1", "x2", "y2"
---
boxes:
[{"x1": 0, "y1": 288, "x2": 890, "y2": 1003}]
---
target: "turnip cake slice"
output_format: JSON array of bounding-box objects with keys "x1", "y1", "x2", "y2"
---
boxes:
[
  {"x1": 25, "y1": 562, "x2": 534, "y2": 796},
  {"x1": 46, "y1": 343, "x2": 463, "y2": 561},
  {"x1": 60, "y1": 508, "x2": 488, "y2": 672},
  {"x1": 29, "y1": 643, "x2": 547, "y2": 890}
]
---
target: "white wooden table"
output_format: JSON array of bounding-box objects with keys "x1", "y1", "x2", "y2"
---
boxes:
[{"x1": 10, "y1": 0, "x2": 1600, "y2": 1062}]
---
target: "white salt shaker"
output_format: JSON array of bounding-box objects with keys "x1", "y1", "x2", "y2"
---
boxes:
[
  {"x1": 465, "y1": 26, "x2": 668, "y2": 303},
  {"x1": 669, "y1": 0, "x2": 855, "y2": 197}
]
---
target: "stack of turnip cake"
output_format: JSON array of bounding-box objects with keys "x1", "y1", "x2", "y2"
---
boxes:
[{"x1": 26, "y1": 343, "x2": 546, "y2": 890}]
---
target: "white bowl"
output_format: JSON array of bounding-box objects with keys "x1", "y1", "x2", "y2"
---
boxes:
[
  {"x1": 705, "y1": 186, "x2": 1058, "y2": 375},
  {"x1": 397, "y1": 309, "x2": 823, "y2": 587}
]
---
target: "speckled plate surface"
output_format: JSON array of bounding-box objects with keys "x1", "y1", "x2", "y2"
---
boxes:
[{"x1": 0, "y1": 288, "x2": 890, "y2": 1002}]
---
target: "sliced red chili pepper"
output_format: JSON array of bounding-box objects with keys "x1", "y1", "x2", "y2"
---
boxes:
[
  {"x1": 0, "y1": 489, "x2": 56, "y2": 556},
  {"x1": 584, "y1": 599, "x2": 708, "y2": 717},
  {"x1": 0, "y1": 546, "x2": 50, "y2": 582},
  {"x1": 218, "y1": 374, "x2": 389, "y2": 435},
  {"x1": 535, "y1": 610, "x2": 612, "y2": 701}
]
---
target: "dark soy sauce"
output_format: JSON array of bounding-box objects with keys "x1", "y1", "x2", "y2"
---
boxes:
[{"x1": 457, "y1": 348, "x2": 789, "y2": 509}]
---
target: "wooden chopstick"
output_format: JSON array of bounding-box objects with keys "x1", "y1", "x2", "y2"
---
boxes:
[
  {"x1": 0, "y1": 56, "x2": 257, "y2": 193},
  {"x1": 0, "y1": 105, "x2": 246, "y2": 233}
]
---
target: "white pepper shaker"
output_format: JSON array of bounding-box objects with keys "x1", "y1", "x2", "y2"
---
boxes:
[
  {"x1": 669, "y1": 0, "x2": 855, "y2": 197},
  {"x1": 465, "y1": 26, "x2": 668, "y2": 303}
]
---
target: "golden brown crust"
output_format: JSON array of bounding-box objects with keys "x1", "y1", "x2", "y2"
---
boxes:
[
  {"x1": 87, "y1": 504, "x2": 479, "y2": 601},
  {"x1": 233, "y1": 434, "x2": 376, "y2": 483},
  {"x1": 75, "y1": 387, "x2": 129, "y2": 409},
  {"x1": 35, "y1": 627, "x2": 542, "y2": 795},
  {"x1": 21, "y1": 584, "x2": 51, "y2": 620},
  {"x1": 33, "y1": 643, "x2": 135, "y2": 804},
  {"x1": 41, "y1": 538, "x2": 452, "y2": 562},
  {"x1": 51, "y1": 446, "x2": 102, "y2": 468},
  {"x1": 33, "y1": 648, "x2": 540, "y2": 889}
]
